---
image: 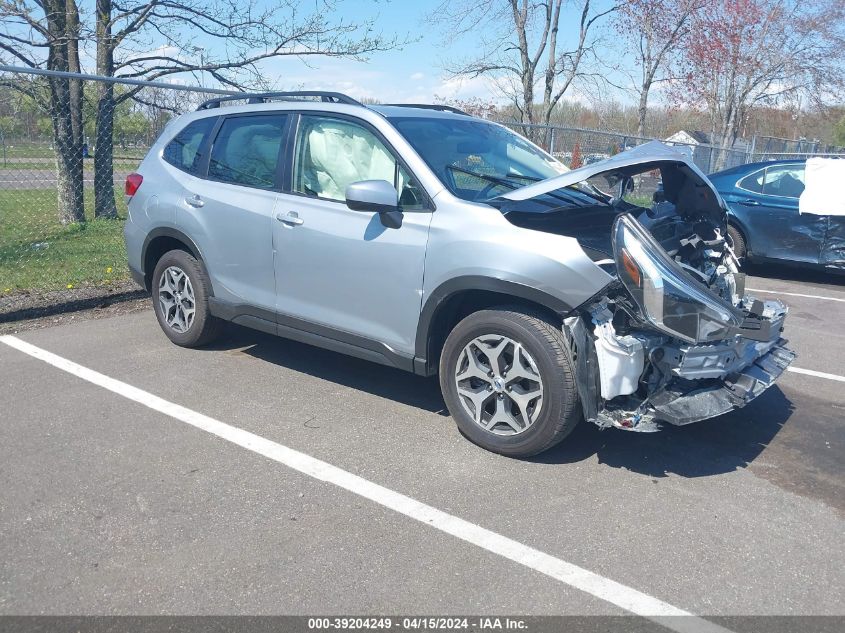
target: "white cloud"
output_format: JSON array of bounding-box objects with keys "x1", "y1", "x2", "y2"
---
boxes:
[
  {"x1": 409, "y1": 72, "x2": 426, "y2": 81},
  {"x1": 434, "y1": 75, "x2": 506, "y2": 102}
]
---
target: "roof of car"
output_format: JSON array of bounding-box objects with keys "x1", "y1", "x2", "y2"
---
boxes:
[
  {"x1": 710, "y1": 158, "x2": 807, "y2": 178},
  {"x1": 369, "y1": 105, "x2": 472, "y2": 119},
  {"x1": 192, "y1": 91, "x2": 474, "y2": 120},
  {"x1": 181, "y1": 99, "x2": 476, "y2": 129}
]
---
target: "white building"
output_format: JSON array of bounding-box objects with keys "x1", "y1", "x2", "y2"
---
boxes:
[{"x1": 664, "y1": 130, "x2": 750, "y2": 172}]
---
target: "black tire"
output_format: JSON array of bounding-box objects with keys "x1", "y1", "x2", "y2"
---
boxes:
[
  {"x1": 439, "y1": 307, "x2": 580, "y2": 458},
  {"x1": 727, "y1": 224, "x2": 747, "y2": 261},
  {"x1": 151, "y1": 249, "x2": 224, "y2": 347}
]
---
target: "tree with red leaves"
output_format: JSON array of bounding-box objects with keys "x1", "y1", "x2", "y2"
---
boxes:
[
  {"x1": 673, "y1": 0, "x2": 845, "y2": 168},
  {"x1": 570, "y1": 141, "x2": 583, "y2": 169}
]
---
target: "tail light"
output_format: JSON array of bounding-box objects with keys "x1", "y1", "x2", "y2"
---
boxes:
[{"x1": 125, "y1": 173, "x2": 143, "y2": 196}]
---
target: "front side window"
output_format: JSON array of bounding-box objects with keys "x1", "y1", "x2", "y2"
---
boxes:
[
  {"x1": 762, "y1": 164, "x2": 805, "y2": 198},
  {"x1": 390, "y1": 117, "x2": 567, "y2": 202},
  {"x1": 208, "y1": 114, "x2": 287, "y2": 189},
  {"x1": 163, "y1": 116, "x2": 216, "y2": 174},
  {"x1": 293, "y1": 115, "x2": 426, "y2": 209}
]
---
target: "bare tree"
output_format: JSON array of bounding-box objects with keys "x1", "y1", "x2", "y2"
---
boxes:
[
  {"x1": 614, "y1": 0, "x2": 703, "y2": 138},
  {"x1": 431, "y1": 0, "x2": 617, "y2": 128},
  {"x1": 0, "y1": 0, "x2": 85, "y2": 223},
  {"x1": 91, "y1": 0, "x2": 404, "y2": 218},
  {"x1": 673, "y1": 0, "x2": 845, "y2": 168}
]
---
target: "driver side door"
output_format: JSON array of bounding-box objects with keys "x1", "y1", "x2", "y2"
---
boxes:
[{"x1": 272, "y1": 113, "x2": 433, "y2": 360}]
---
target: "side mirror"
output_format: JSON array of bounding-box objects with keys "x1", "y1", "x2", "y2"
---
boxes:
[{"x1": 345, "y1": 180, "x2": 403, "y2": 229}]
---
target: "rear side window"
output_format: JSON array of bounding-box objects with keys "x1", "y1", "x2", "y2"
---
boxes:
[
  {"x1": 208, "y1": 115, "x2": 287, "y2": 189},
  {"x1": 163, "y1": 117, "x2": 216, "y2": 174},
  {"x1": 738, "y1": 169, "x2": 764, "y2": 193}
]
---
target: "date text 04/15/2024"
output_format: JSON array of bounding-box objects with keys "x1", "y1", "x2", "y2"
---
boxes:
[{"x1": 307, "y1": 617, "x2": 528, "y2": 630}]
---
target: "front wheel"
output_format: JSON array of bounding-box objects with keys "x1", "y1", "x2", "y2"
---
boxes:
[
  {"x1": 439, "y1": 307, "x2": 581, "y2": 458},
  {"x1": 727, "y1": 224, "x2": 747, "y2": 262}
]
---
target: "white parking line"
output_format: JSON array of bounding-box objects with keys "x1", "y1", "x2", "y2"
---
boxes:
[
  {"x1": 0, "y1": 334, "x2": 730, "y2": 633},
  {"x1": 747, "y1": 288, "x2": 845, "y2": 303},
  {"x1": 787, "y1": 366, "x2": 845, "y2": 383}
]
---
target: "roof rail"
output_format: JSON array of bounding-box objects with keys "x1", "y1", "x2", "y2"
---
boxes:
[
  {"x1": 197, "y1": 91, "x2": 362, "y2": 110},
  {"x1": 381, "y1": 103, "x2": 470, "y2": 116}
]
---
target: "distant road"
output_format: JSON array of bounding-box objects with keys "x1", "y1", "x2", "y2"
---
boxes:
[{"x1": 0, "y1": 167, "x2": 135, "y2": 190}]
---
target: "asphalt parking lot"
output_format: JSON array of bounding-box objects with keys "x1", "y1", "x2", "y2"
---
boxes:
[{"x1": 1, "y1": 265, "x2": 843, "y2": 625}]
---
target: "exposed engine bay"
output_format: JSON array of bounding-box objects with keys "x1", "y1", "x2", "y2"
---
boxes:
[{"x1": 494, "y1": 149, "x2": 796, "y2": 431}]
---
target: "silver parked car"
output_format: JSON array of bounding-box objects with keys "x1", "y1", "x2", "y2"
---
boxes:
[{"x1": 124, "y1": 92, "x2": 795, "y2": 457}]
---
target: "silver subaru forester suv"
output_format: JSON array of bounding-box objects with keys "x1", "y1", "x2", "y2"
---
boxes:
[{"x1": 124, "y1": 92, "x2": 795, "y2": 457}]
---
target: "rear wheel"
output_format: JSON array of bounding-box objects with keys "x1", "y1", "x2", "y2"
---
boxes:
[
  {"x1": 152, "y1": 249, "x2": 223, "y2": 347},
  {"x1": 727, "y1": 224, "x2": 747, "y2": 262},
  {"x1": 439, "y1": 307, "x2": 580, "y2": 457}
]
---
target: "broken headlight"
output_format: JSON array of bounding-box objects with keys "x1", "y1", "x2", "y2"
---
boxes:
[{"x1": 612, "y1": 214, "x2": 741, "y2": 343}]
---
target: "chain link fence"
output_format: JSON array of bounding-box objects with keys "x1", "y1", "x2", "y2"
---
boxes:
[
  {"x1": 495, "y1": 121, "x2": 842, "y2": 174},
  {"x1": 1, "y1": 65, "x2": 843, "y2": 320},
  {"x1": 0, "y1": 66, "x2": 236, "y2": 320}
]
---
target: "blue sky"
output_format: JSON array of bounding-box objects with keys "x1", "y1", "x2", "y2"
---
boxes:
[{"x1": 251, "y1": 0, "x2": 625, "y2": 104}]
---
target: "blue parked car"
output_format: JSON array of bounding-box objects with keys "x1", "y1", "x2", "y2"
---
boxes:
[{"x1": 707, "y1": 159, "x2": 844, "y2": 271}]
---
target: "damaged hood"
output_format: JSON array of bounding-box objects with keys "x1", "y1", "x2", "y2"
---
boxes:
[{"x1": 500, "y1": 141, "x2": 720, "y2": 203}]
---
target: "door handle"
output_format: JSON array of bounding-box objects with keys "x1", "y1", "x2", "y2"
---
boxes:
[
  {"x1": 739, "y1": 198, "x2": 760, "y2": 206},
  {"x1": 276, "y1": 211, "x2": 304, "y2": 226},
  {"x1": 185, "y1": 194, "x2": 204, "y2": 208}
]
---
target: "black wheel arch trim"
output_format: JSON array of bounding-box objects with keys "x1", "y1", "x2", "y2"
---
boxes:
[
  {"x1": 414, "y1": 275, "x2": 575, "y2": 375},
  {"x1": 141, "y1": 227, "x2": 207, "y2": 289}
]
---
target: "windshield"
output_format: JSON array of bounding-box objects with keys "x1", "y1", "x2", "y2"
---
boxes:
[{"x1": 390, "y1": 117, "x2": 567, "y2": 202}]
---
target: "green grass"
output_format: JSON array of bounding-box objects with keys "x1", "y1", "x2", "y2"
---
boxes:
[
  {"x1": 1, "y1": 145, "x2": 57, "y2": 159},
  {"x1": 0, "y1": 188, "x2": 129, "y2": 293},
  {"x1": 624, "y1": 193, "x2": 654, "y2": 207}
]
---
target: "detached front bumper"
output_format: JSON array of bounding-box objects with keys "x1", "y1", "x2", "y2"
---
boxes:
[
  {"x1": 573, "y1": 297, "x2": 796, "y2": 432},
  {"x1": 648, "y1": 340, "x2": 795, "y2": 425}
]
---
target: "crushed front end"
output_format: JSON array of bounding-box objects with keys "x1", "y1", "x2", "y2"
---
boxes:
[
  {"x1": 496, "y1": 142, "x2": 796, "y2": 431},
  {"x1": 566, "y1": 213, "x2": 795, "y2": 432}
]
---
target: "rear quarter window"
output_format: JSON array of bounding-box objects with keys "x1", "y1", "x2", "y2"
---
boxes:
[
  {"x1": 163, "y1": 117, "x2": 217, "y2": 174},
  {"x1": 738, "y1": 169, "x2": 765, "y2": 193}
]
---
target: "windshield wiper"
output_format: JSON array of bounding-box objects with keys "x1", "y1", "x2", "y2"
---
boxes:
[
  {"x1": 447, "y1": 165, "x2": 520, "y2": 189},
  {"x1": 505, "y1": 173, "x2": 542, "y2": 182},
  {"x1": 492, "y1": 169, "x2": 610, "y2": 204}
]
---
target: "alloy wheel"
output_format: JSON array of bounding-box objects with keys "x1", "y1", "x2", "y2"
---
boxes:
[
  {"x1": 454, "y1": 334, "x2": 544, "y2": 435},
  {"x1": 158, "y1": 266, "x2": 196, "y2": 333}
]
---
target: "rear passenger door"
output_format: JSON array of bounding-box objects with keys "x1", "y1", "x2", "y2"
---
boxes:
[
  {"x1": 272, "y1": 113, "x2": 433, "y2": 358},
  {"x1": 188, "y1": 113, "x2": 288, "y2": 313}
]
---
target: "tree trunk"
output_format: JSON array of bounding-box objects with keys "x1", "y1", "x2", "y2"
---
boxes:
[
  {"x1": 49, "y1": 78, "x2": 85, "y2": 224},
  {"x1": 94, "y1": 0, "x2": 118, "y2": 219},
  {"x1": 44, "y1": 0, "x2": 85, "y2": 224},
  {"x1": 714, "y1": 103, "x2": 741, "y2": 172},
  {"x1": 67, "y1": 1, "x2": 83, "y2": 152},
  {"x1": 94, "y1": 84, "x2": 118, "y2": 219},
  {"x1": 637, "y1": 89, "x2": 649, "y2": 139}
]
